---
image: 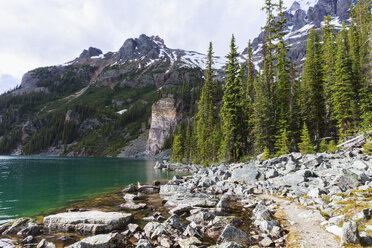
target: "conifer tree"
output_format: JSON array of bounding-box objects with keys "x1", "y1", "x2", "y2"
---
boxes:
[
  {"x1": 220, "y1": 35, "x2": 243, "y2": 161},
  {"x1": 350, "y1": 1, "x2": 372, "y2": 129},
  {"x1": 274, "y1": 0, "x2": 291, "y2": 154},
  {"x1": 195, "y1": 42, "x2": 218, "y2": 165},
  {"x1": 262, "y1": 146, "x2": 270, "y2": 160},
  {"x1": 170, "y1": 129, "x2": 184, "y2": 162},
  {"x1": 333, "y1": 22, "x2": 356, "y2": 139},
  {"x1": 184, "y1": 120, "x2": 191, "y2": 163},
  {"x1": 301, "y1": 29, "x2": 325, "y2": 140},
  {"x1": 321, "y1": 15, "x2": 337, "y2": 137},
  {"x1": 299, "y1": 123, "x2": 315, "y2": 154},
  {"x1": 252, "y1": 0, "x2": 277, "y2": 154},
  {"x1": 246, "y1": 41, "x2": 255, "y2": 101},
  {"x1": 276, "y1": 128, "x2": 290, "y2": 156}
]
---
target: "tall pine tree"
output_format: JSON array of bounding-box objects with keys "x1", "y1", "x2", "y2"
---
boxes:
[
  {"x1": 220, "y1": 35, "x2": 243, "y2": 161},
  {"x1": 333, "y1": 22, "x2": 356, "y2": 139},
  {"x1": 301, "y1": 28, "x2": 325, "y2": 141}
]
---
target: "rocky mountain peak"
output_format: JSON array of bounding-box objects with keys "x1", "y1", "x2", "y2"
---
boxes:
[
  {"x1": 79, "y1": 47, "x2": 103, "y2": 59},
  {"x1": 248, "y1": 0, "x2": 356, "y2": 69},
  {"x1": 117, "y1": 34, "x2": 164, "y2": 61}
]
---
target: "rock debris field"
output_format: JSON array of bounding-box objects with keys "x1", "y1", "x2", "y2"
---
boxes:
[{"x1": 0, "y1": 140, "x2": 371, "y2": 247}]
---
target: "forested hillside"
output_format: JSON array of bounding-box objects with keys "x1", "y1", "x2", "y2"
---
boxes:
[{"x1": 170, "y1": 0, "x2": 371, "y2": 164}]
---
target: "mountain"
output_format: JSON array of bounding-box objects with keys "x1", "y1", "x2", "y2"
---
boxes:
[
  {"x1": 0, "y1": 34, "x2": 226, "y2": 157},
  {"x1": 0, "y1": 0, "x2": 361, "y2": 158},
  {"x1": 247, "y1": 0, "x2": 356, "y2": 68}
]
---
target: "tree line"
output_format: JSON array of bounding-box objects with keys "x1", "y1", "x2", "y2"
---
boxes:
[{"x1": 171, "y1": 0, "x2": 371, "y2": 165}]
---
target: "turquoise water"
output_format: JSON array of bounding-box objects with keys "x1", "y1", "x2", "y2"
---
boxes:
[{"x1": 0, "y1": 156, "x2": 173, "y2": 222}]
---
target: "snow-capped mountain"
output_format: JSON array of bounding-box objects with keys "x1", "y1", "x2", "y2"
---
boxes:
[
  {"x1": 18, "y1": 34, "x2": 227, "y2": 94},
  {"x1": 248, "y1": 0, "x2": 357, "y2": 68}
]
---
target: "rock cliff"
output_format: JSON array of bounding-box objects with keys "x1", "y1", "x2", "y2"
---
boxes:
[{"x1": 145, "y1": 96, "x2": 180, "y2": 155}]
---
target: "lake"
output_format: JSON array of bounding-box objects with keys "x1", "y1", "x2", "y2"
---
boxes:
[{"x1": 0, "y1": 156, "x2": 174, "y2": 222}]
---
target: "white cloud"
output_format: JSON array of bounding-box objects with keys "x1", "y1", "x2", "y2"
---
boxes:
[{"x1": 0, "y1": 0, "x2": 296, "y2": 93}]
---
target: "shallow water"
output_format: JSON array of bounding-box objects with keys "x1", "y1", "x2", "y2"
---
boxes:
[{"x1": 0, "y1": 156, "x2": 174, "y2": 221}]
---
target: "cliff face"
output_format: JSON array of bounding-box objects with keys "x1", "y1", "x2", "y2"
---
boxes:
[{"x1": 145, "y1": 96, "x2": 180, "y2": 155}]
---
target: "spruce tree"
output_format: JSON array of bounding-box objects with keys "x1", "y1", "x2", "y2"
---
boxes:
[
  {"x1": 252, "y1": 0, "x2": 277, "y2": 154},
  {"x1": 184, "y1": 120, "x2": 191, "y2": 163},
  {"x1": 321, "y1": 15, "x2": 337, "y2": 137},
  {"x1": 333, "y1": 22, "x2": 356, "y2": 139},
  {"x1": 299, "y1": 123, "x2": 315, "y2": 154},
  {"x1": 220, "y1": 35, "x2": 243, "y2": 161},
  {"x1": 170, "y1": 129, "x2": 184, "y2": 162},
  {"x1": 274, "y1": 0, "x2": 291, "y2": 154},
  {"x1": 195, "y1": 42, "x2": 218, "y2": 165},
  {"x1": 301, "y1": 28, "x2": 325, "y2": 141}
]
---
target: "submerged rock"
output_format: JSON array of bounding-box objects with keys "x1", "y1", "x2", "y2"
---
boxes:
[{"x1": 43, "y1": 211, "x2": 132, "y2": 234}]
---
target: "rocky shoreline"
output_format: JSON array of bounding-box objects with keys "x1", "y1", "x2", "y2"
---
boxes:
[{"x1": 1, "y1": 142, "x2": 371, "y2": 247}]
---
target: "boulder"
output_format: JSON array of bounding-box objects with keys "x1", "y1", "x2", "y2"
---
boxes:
[
  {"x1": 169, "y1": 205, "x2": 192, "y2": 216},
  {"x1": 36, "y1": 239, "x2": 56, "y2": 248},
  {"x1": 164, "y1": 215, "x2": 186, "y2": 231},
  {"x1": 43, "y1": 211, "x2": 132, "y2": 234},
  {"x1": 135, "y1": 239, "x2": 153, "y2": 248},
  {"x1": 159, "y1": 185, "x2": 190, "y2": 195},
  {"x1": 123, "y1": 193, "x2": 139, "y2": 201},
  {"x1": 218, "y1": 224, "x2": 250, "y2": 244},
  {"x1": 231, "y1": 165, "x2": 260, "y2": 185},
  {"x1": 342, "y1": 221, "x2": 360, "y2": 244},
  {"x1": 265, "y1": 169, "x2": 278, "y2": 179},
  {"x1": 1, "y1": 218, "x2": 41, "y2": 237},
  {"x1": 177, "y1": 237, "x2": 202, "y2": 248},
  {"x1": 67, "y1": 233, "x2": 124, "y2": 248},
  {"x1": 122, "y1": 184, "x2": 137, "y2": 193},
  {"x1": 0, "y1": 239, "x2": 16, "y2": 248},
  {"x1": 209, "y1": 242, "x2": 244, "y2": 248},
  {"x1": 120, "y1": 202, "x2": 147, "y2": 210},
  {"x1": 259, "y1": 237, "x2": 273, "y2": 247},
  {"x1": 253, "y1": 203, "x2": 272, "y2": 221}
]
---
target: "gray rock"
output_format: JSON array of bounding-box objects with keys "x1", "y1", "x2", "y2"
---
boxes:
[
  {"x1": 0, "y1": 239, "x2": 16, "y2": 248},
  {"x1": 304, "y1": 155, "x2": 323, "y2": 167},
  {"x1": 342, "y1": 221, "x2": 360, "y2": 244},
  {"x1": 123, "y1": 193, "x2": 139, "y2": 201},
  {"x1": 143, "y1": 222, "x2": 163, "y2": 238},
  {"x1": 164, "y1": 215, "x2": 186, "y2": 231},
  {"x1": 122, "y1": 184, "x2": 138, "y2": 193},
  {"x1": 37, "y1": 239, "x2": 56, "y2": 248},
  {"x1": 43, "y1": 211, "x2": 132, "y2": 234},
  {"x1": 135, "y1": 239, "x2": 153, "y2": 248},
  {"x1": 265, "y1": 169, "x2": 279, "y2": 179},
  {"x1": 218, "y1": 224, "x2": 250, "y2": 243},
  {"x1": 128, "y1": 223, "x2": 140, "y2": 233},
  {"x1": 177, "y1": 237, "x2": 202, "y2": 248},
  {"x1": 210, "y1": 242, "x2": 244, "y2": 248},
  {"x1": 253, "y1": 202, "x2": 272, "y2": 221},
  {"x1": 2, "y1": 218, "x2": 40, "y2": 237},
  {"x1": 183, "y1": 224, "x2": 202, "y2": 239},
  {"x1": 259, "y1": 237, "x2": 273, "y2": 247},
  {"x1": 67, "y1": 233, "x2": 124, "y2": 248},
  {"x1": 169, "y1": 205, "x2": 192, "y2": 216},
  {"x1": 216, "y1": 199, "x2": 230, "y2": 211},
  {"x1": 159, "y1": 185, "x2": 190, "y2": 195},
  {"x1": 231, "y1": 165, "x2": 260, "y2": 185},
  {"x1": 120, "y1": 202, "x2": 147, "y2": 210}
]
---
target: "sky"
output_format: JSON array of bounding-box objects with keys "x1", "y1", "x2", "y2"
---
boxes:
[{"x1": 0, "y1": 0, "x2": 296, "y2": 93}]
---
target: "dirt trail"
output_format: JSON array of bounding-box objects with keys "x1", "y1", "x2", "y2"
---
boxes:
[{"x1": 262, "y1": 194, "x2": 339, "y2": 248}]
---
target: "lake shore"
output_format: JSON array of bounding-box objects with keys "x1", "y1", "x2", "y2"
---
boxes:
[{"x1": 1, "y1": 146, "x2": 371, "y2": 248}]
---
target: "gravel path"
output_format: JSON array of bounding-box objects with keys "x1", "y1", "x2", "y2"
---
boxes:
[{"x1": 262, "y1": 194, "x2": 339, "y2": 248}]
